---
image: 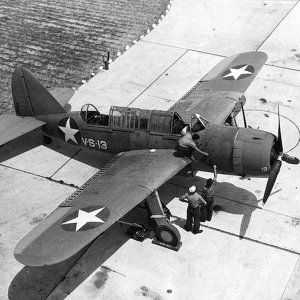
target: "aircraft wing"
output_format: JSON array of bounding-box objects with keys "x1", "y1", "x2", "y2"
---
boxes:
[
  {"x1": 14, "y1": 149, "x2": 190, "y2": 266},
  {"x1": 0, "y1": 114, "x2": 45, "y2": 146},
  {"x1": 171, "y1": 51, "x2": 267, "y2": 124}
]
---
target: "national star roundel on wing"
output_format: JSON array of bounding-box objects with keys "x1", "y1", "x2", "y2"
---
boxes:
[
  {"x1": 57, "y1": 117, "x2": 81, "y2": 145},
  {"x1": 221, "y1": 64, "x2": 254, "y2": 81},
  {"x1": 60, "y1": 205, "x2": 110, "y2": 232}
]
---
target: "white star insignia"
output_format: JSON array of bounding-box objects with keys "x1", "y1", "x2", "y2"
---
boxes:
[
  {"x1": 62, "y1": 207, "x2": 106, "y2": 231},
  {"x1": 58, "y1": 118, "x2": 79, "y2": 144},
  {"x1": 222, "y1": 65, "x2": 253, "y2": 80}
]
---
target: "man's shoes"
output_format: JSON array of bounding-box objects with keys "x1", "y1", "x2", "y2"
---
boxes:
[
  {"x1": 192, "y1": 230, "x2": 203, "y2": 234},
  {"x1": 183, "y1": 226, "x2": 191, "y2": 232}
]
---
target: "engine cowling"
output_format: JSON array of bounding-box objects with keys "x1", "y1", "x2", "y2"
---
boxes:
[
  {"x1": 194, "y1": 124, "x2": 276, "y2": 177},
  {"x1": 232, "y1": 127, "x2": 275, "y2": 177}
]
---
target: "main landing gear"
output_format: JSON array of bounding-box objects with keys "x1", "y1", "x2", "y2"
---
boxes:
[
  {"x1": 119, "y1": 190, "x2": 182, "y2": 251},
  {"x1": 145, "y1": 190, "x2": 182, "y2": 251}
]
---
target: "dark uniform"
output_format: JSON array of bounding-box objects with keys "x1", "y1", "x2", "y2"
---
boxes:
[
  {"x1": 201, "y1": 183, "x2": 215, "y2": 222},
  {"x1": 180, "y1": 191, "x2": 207, "y2": 233}
]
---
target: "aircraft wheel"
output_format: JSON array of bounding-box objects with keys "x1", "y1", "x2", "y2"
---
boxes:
[
  {"x1": 43, "y1": 135, "x2": 52, "y2": 144},
  {"x1": 156, "y1": 223, "x2": 181, "y2": 247}
]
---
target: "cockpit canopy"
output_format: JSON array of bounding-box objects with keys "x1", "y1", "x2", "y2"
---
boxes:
[
  {"x1": 80, "y1": 104, "x2": 210, "y2": 135},
  {"x1": 80, "y1": 104, "x2": 187, "y2": 134},
  {"x1": 190, "y1": 113, "x2": 209, "y2": 132}
]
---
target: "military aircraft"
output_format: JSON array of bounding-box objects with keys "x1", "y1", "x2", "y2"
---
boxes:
[{"x1": 1, "y1": 51, "x2": 298, "y2": 266}]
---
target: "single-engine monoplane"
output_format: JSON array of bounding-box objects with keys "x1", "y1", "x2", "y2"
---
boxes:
[{"x1": 1, "y1": 51, "x2": 298, "y2": 266}]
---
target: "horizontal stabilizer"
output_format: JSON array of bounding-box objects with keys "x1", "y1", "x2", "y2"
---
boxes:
[{"x1": 0, "y1": 114, "x2": 45, "y2": 146}]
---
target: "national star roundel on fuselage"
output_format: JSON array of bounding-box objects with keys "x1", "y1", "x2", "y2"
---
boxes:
[
  {"x1": 60, "y1": 205, "x2": 110, "y2": 232},
  {"x1": 57, "y1": 117, "x2": 81, "y2": 145},
  {"x1": 221, "y1": 64, "x2": 254, "y2": 81}
]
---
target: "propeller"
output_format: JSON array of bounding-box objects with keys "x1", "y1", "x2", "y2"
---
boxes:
[{"x1": 262, "y1": 106, "x2": 299, "y2": 204}]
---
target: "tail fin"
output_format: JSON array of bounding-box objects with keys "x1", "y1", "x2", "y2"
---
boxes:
[{"x1": 11, "y1": 66, "x2": 66, "y2": 117}]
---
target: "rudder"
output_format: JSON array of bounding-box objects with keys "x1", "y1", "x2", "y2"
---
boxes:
[{"x1": 12, "y1": 66, "x2": 66, "y2": 116}]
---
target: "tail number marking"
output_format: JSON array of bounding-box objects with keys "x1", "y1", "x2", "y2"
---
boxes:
[{"x1": 82, "y1": 138, "x2": 107, "y2": 150}]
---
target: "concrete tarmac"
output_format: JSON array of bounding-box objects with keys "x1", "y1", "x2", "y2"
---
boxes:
[{"x1": 1, "y1": 0, "x2": 300, "y2": 299}]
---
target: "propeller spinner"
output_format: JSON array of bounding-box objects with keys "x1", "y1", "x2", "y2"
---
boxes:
[{"x1": 262, "y1": 107, "x2": 299, "y2": 204}]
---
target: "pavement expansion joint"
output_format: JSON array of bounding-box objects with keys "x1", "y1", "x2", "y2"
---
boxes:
[
  {"x1": 101, "y1": 265, "x2": 126, "y2": 278},
  {"x1": 211, "y1": 225, "x2": 300, "y2": 255},
  {"x1": 265, "y1": 63, "x2": 300, "y2": 73},
  {"x1": 60, "y1": 154, "x2": 121, "y2": 207},
  {"x1": 256, "y1": 0, "x2": 300, "y2": 51},
  {"x1": 126, "y1": 49, "x2": 189, "y2": 108},
  {"x1": 166, "y1": 181, "x2": 300, "y2": 221},
  {"x1": 141, "y1": 40, "x2": 227, "y2": 58},
  {"x1": 49, "y1": 148, "x2": 82, "y2": 178},
  {"x1": 0, "y1": 163, "x2": 79, "y2": 189},
  {"x1": 192, "y1": 221, "x2": 300, "y2": 256}
]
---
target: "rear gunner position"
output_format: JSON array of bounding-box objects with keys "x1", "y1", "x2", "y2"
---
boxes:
[{"x1": 2, "y1": 51, "x2": 298, "y2": 266}]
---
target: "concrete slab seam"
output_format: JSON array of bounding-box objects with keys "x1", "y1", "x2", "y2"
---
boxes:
[
  {"x1": 280, "y1": 256, "x2": 300, "y2": 299},
  {"x1": 256, "y1": 0, "x2": 300, "y2": 51},
  {"x1": 43, "y1": 240, "x2": 98, "y2": 300},
  {"x1": 126, "y1": 49, "x2": 189, "y2": 107},
  {"x1": 0, "y1": 163, "x2": 79, "y2": 189},
  {"x1": 49, "y1": 148, "x2": 82, "y2": 178},
  {"x1": 166, "y1": 181, "x2": 300, "y2": 222},
  {"x1": 60, "y1": 153, "x2": 122, "y2": 207},
  {"x1": 245, "y1": 109, "x2": 300, "y2": 152},
  {"x1": 141, "y1": 39, "x2": 226, "y2": 58},
  {"x1": 196, "y1": 222, "x2": 300, "y2": 256},
  {"x1": 265, "y1": 63, "x2": 300, "y2": 72}
]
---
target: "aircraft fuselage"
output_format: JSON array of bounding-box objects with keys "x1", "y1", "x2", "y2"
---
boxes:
[{"x1": 38, "y1": 106, "x2": 277, "y2": 179}]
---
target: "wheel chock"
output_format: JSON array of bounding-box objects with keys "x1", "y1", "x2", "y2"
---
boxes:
[{"x1": 152, "y1": 238, "x2": 182, "y2": 251}]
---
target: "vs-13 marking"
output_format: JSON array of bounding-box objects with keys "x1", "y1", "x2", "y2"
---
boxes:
[
  {"x1": 81, "y1": 137, "x2": 108, "y2": 150},
  {"x1": 57, "y1": 117, "x2": 108, "y2": 150}
]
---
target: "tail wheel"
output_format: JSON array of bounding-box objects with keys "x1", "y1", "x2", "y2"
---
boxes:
[{"x1": 156, "y1": 224, "x2": 181, "y2": 247}]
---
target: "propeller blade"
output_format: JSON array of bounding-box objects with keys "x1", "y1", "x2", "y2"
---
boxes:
[
  {"x1": 263, "y1": 160, "x2": 282, "y2": 204},
  {"x1": 276, "y1": 106, "x2": 283, "y2": 154}
]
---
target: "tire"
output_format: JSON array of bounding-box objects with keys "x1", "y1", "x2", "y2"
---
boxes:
[{"x1": 156, "y1": 223, "x2": 181, "y2": 247}]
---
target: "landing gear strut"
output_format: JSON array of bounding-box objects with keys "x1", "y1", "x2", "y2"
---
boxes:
[{"x1": 145, "y1": 190, "x2": 182, "y2": 251}]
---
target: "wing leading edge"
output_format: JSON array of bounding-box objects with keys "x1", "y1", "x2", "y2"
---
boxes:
[
  {"x1": 170, "y1": 51, "x2": 267, "y2": 124},
  {"x1": 14, "y1": 149, "x2": 190, "y2": 266}
]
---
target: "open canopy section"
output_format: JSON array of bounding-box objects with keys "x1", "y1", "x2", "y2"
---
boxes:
[{"x1": 80, "y1": 104, "x2": 188, "y2": 135}]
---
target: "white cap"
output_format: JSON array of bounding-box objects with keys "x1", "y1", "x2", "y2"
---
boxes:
[
  {"x1": 181, "y1": 126, "x2": 189, "y2": 136},
  {"x1": 189, "y1": 185, "x2": 196, "y2": 193}
]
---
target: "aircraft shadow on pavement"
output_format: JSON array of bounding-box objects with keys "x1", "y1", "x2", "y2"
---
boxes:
[
  {"x1": 8, "y1": 207, "x2": 149, "y2": 300},
  {"x1": 0, "y1": 130, "x2": 43, "y2": 164},
  {"x1": 0, "y1": 131, "x2": 115, "y2": 170},
  {"x1": 159, "y1": 173, "x2": 260, "y2": 239}
]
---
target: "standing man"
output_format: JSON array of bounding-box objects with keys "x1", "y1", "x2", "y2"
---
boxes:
[
  {"x1": 177, "y1": 132, "x2": 209, "y2": 159},
  {"x1": 179, "y1": 185, "x2": 207, "y2": 234},
  {"x1": 201, "y1": 165, "x2": 217, "y2": 222}
]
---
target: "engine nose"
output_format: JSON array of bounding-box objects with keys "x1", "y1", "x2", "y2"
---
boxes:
[{"x1": 232, "y1": 128, "x2": 276, "y2": 177}]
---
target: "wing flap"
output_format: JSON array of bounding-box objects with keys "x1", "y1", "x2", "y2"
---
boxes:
[
  {"x1": 0, "y1": 114, "x2": 45, "y2": 146},
  {"x1": 15, "y1": 150, "x2": 190, "y2": 266}
]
